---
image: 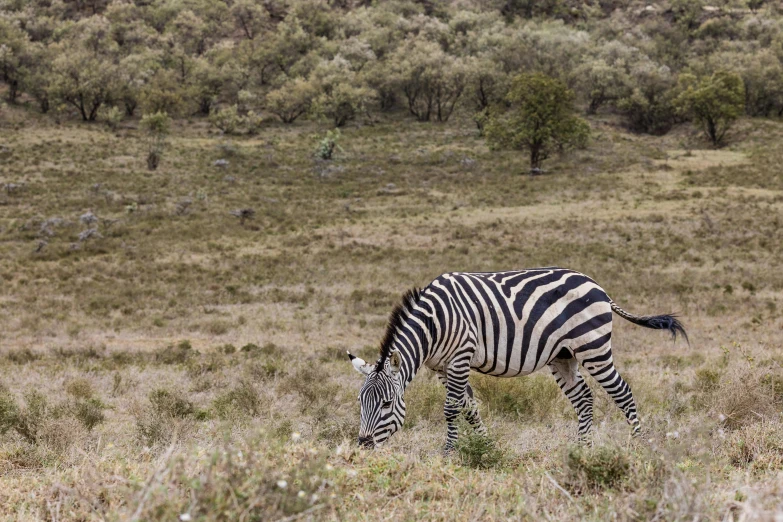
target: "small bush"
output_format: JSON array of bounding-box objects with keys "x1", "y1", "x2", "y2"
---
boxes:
[
  {"x1": 566, "y1": 445, "x2": 630, "y2": 491},
  {"x1": 456, "y1": 422, "x2": 504, "y2": 470},
  {"x1": 315, "y1": 129, "x2": 342, "y2": 161},
  {"x1": 149, "y1": 389, "x2": 194, "y2": 418},
  {"x1": 0, "y1": 386, "x2": 20, "y2": 435},
  {"x1": 209, "y1": 105, "x2": 243, "y2": 135},
  {"x1": 694, "y1": 367, "x2": 721, "y2": 392},
  {"x1": 212, "y1": 381, "x2": 260, "y2": 420},
  {"x1": 100, "y1": 105, "x2": 123, "y2": 131},
  {"x1": 14, "y1": 391, "x2": 50, "y2": 444},
  {"x1": 136, "y1": 389, "x2": 195, "y2": 447},
  {"x1": 73, "y1": 398, "x2": 106, "y2": 431},
  {"x1": 65, "y1": 378, "x2": 95, "y2": 399},
  {"x1": 154, "y1": 340, "x2": 195, "y2": 365}
]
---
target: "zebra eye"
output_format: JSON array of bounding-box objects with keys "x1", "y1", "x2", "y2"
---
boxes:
[{"x1": 381, "y1": 400, "x2": 393, "y2": 409}]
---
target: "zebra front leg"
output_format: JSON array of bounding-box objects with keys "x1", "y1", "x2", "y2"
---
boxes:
[
  {"x1": 442, "y1": 357, "x2": 473, "y2": 453},
  {"x1": 434, "y1": 370, "x2": 487, "y2": 437},
  {"x1": 549, "y1": 355, "x2": 593, "y2": 442},
  {"x1": 579, "y1": 346, "x2": 641, "y2": 437}
]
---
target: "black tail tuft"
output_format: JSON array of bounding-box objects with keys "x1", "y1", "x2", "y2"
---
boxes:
[{"x1": 628, "y1": 314, "x2": 689, "y2": 345}]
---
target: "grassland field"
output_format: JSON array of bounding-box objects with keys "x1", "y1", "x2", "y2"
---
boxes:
[{"x1": 1, "y1": 103, "x2": 783, "y2": 520}]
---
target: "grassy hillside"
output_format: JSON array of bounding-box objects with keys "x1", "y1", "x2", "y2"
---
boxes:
[{"x1": 1, "y1": 103, "x2": 783, "y2": 519}]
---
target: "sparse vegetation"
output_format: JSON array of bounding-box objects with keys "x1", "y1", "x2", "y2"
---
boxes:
[{"x1": 2, "y1": 0, "x2": 783, "y2": 518}]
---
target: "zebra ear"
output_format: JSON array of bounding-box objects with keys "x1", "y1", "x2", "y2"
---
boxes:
[
  {"x1": 347, "y1": 351, "x2": 373, "y2": 376},
  {"x1": 389, "y1": 350, "x2": 401, "y2": 375}
]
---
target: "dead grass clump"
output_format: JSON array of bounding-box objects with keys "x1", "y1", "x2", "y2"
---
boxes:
[
  {"x1": 279, "y1": 367, "x2": 344, "y2": 419},
  {"x1": 723, "y1": 420, "x2": 783, "y2": 472},
  {"x1": 212, "y1": 381, "x2": 260, "y2": 420},
  {"x1": 65, "y1": 377, "x2": 95, "y2": 399},
  {"x1": 565, "y1": 445, "x2": 630, "y2": 492},
  {"x1": 472, "y1": 374, "x2": 562, "y2": 422},
  {"x1": 133, "y1": 439, "x2": 338, "y2": 521},
  {"x1": 694, "y1": 367, "x2": 722, "y2": 392},
  {"x1": 38, "y1": 417, "x2": 84, "y2": 455},
  {"x1": 712, "y1": 371, "x2": 778, "y2": 430}
]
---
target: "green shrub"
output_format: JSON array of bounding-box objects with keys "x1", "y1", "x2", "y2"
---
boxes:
[
  {"x1": 73, "y1": 398, "x2": 106, "y2": 431},
  {"x1": 0, "y1": 386, "x2": 20, "y2": 435},
  {"x1": 566, "y1": 445, "x2": 630, "y2": 491},
  {"x1": 315, "y1": 129, "x2": 342, "y2": 160},
  {"x1": 455, "y1": 420, "x2": 504, "y2": 470},
  {"x1": 149, "y1": 389, "x2": 194, "y2": 418}
]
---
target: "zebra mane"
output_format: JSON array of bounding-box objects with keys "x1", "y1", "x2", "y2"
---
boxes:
[{"x1": 377, "y1": 287, "x2": 422, "y2": 371}]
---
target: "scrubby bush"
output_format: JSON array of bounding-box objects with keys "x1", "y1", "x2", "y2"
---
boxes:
[
  {"x1": 212, "y1": 381, "x2": 260, "y2": 419},
  {"x1": 140, "y1": 111, "x2": 171, "y2": 171},
  {"x1": 566, "y1": 445, "x2": 630, "y2": 491},
  {"x1": 485, "y1": 73, "x2": 589, "y2": 171},
  {"x1": 99, "y1": 105, "x2": 123, "y2": 131},
  {"x1": 315, "y1": 128, "x2": 342, "y2": 160},
  {"x1": 209, "y1": 104, "x2": 243, "y2": 134},
  {"x1": 456, "y1": 420, "x2": 504, "y2": 469},
  {"x1": 136, "y1": 388, "x2": 196, "y2": 446}
]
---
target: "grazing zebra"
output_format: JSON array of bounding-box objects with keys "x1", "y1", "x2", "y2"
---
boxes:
[{"x1": 347, "y1": 268, "x2": 686, "y2": 450}]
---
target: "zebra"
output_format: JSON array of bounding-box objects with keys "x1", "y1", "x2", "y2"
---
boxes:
[{"x1": 347, "y1": 268, "x2": 687, "y2": 450}]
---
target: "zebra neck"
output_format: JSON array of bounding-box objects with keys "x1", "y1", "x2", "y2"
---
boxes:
[{"x1": 395, "y1": 312, "x2": 434, "y2": 390}]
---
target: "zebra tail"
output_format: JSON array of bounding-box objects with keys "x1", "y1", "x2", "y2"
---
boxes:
[{"x1": 610, "y1": 300, "x2": 689, "y2": 345}]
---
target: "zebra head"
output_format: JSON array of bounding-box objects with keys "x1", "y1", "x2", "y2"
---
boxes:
[{"x1": 347, "y1": 350, "x2": 406, "y2": 448}]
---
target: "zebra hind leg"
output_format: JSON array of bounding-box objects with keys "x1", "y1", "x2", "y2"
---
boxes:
[
  {"x1": 578, "y1": 344, "x2": 641, "y2": 437},
  {"x1": 548, "y1": 351, "x2": 593, "y2": 443}
]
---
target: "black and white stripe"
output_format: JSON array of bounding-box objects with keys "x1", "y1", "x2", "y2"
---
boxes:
[{"x1": 348, "y1": 267, "x2": 686, "y2": 450}]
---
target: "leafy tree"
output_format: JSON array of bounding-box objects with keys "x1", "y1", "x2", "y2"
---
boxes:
[
  {"x1": 140, "y1": 111, "x2": 171, "y2": 170},
  {"x1": 617, "y1": 60, "x2": 676, "y2": 135},
  {"x1": 485, "y1": 73, "x2": 589, "y2": 172},
  {"x1": 674, "y1": 71, "x2": 745, "y2": 147},
  {"x1": 231, "y1": 0, "x2": 269, "y2": 40},
  {"x1": 463, "y1": 56, "x2": 508, "y2": 132},
  {"x1": 310, "y1": 56, "x2": 375, "y2": 127},
  {"x1": 388, "y1": 39, "x2": 467, "y2": 122},
  {"x1": 50, "y1": 48, "x2": 118, "y2": 121},
  {"x1": 0, "y1": 18, "x2": 32, "y2": 103},
  {"x1": 266, "y1": 77, "x2": 317, "y2": 123},
  {"x1": 575, "y1": 59, "x2": 632, "y2": 115}
]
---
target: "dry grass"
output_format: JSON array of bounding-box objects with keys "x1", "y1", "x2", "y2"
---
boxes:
[{"x1": 1, "y1": 106, "x2": 783, "y2": 520}]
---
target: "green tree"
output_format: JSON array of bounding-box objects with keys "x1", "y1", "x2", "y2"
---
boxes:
[
  {"x1": 0, "y1": 18, "x2": 32, "y2": 103},
  {"x1": 485, "y1": 73, "x2": 589, "y2": 172},
  {"x1": 265, "y1": 77, "x2": 317, "y2": 123},
  {"x1": 675, "y1": 71, "x2": 745, "y2": 147},
  {"x1": 388, "y1": 39, "x2": 467, "y2": 122},
  {"x1": 310, "y1": 56, "x2": 375, "y2": 127}
]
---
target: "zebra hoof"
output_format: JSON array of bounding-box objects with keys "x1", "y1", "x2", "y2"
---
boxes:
[{"x1": 442, "y1": 444, "x2": 456, "y2": 456}]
